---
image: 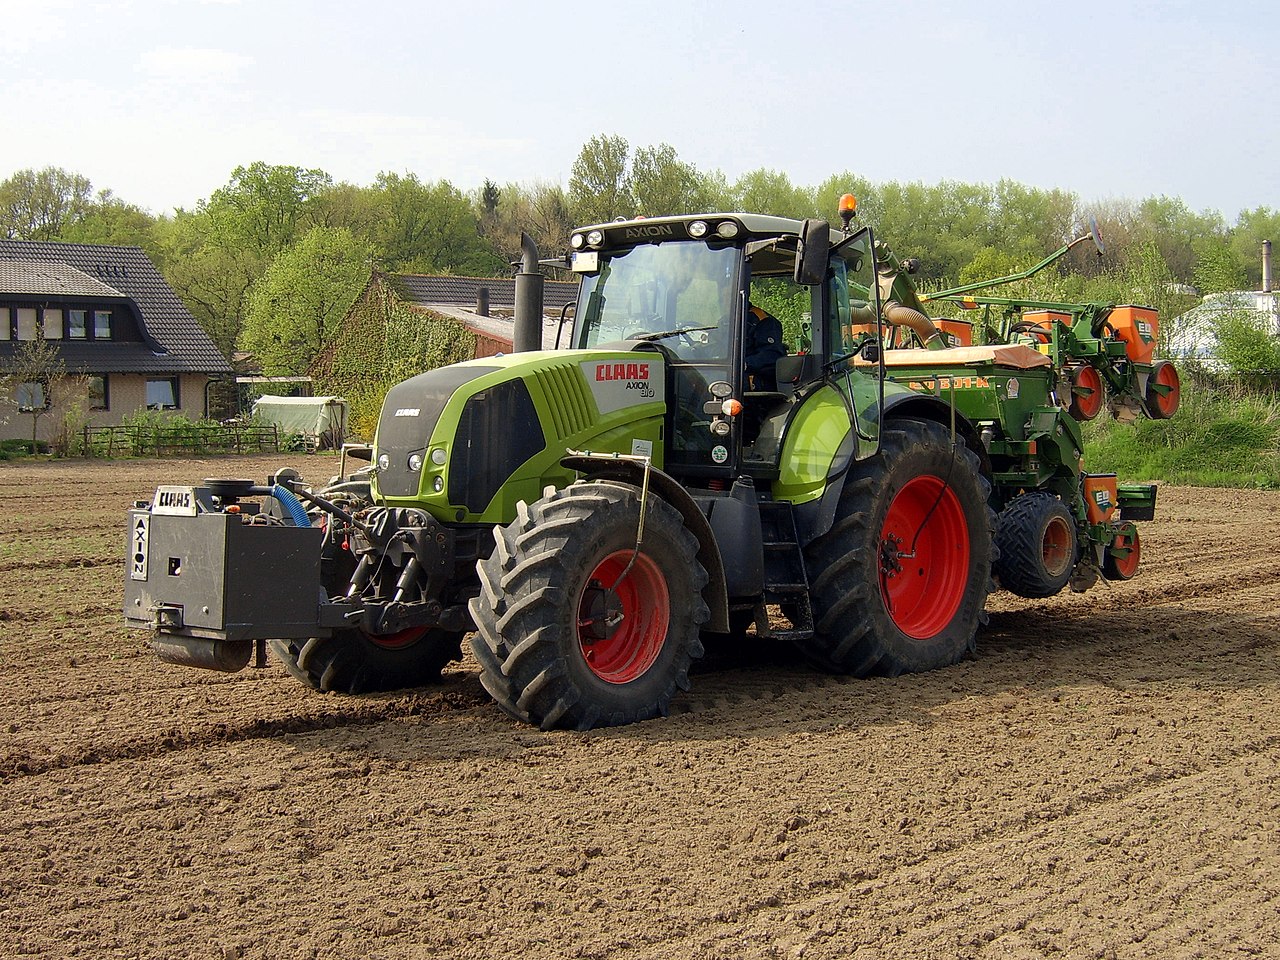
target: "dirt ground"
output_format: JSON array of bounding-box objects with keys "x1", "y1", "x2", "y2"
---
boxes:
[{"x1": 1, "y1": 455, "x2": 1278, "y2": 960}]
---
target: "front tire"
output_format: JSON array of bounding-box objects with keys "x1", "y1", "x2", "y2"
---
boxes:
[
  {"x1": 469, "y1": 481, "x2": 709, "y2": 730},
  {"x1": 270, "y1": 628, "x2": 464, "y2": 694},
  {"x1": 798, "y1": 418, "x2": 992, "y2": 677},
  {"x1": 270, "y1": 478, "x2": 463, "y2": 693}
]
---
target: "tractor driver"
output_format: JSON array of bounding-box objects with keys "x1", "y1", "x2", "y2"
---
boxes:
[{"x1": 744, "y1": 304, "x2": 786, "y2": 391}]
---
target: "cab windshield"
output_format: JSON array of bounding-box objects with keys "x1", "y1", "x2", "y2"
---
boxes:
[{"x1": 574, "y1": 241, "x2": 740, "y2": 363}]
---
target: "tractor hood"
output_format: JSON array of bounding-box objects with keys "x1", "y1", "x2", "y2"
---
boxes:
[{"x1": 372, "y1": 351, "x2": 666, "y2": 524}]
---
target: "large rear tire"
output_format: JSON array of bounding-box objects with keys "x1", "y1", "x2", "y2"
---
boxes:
[
  {"x1": 993, "y1": 492, "x2": 1077, "y2": 598},
  {"x1": 469, "y1": 481, "x2": 709, "y2": 730},
  {"x1": 798, "y1": 418, "x2": 992, "y2": 677}
]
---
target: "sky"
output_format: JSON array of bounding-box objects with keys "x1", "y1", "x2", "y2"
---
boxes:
[{"x1": 2, "y1": 0, "x2": 1277, "y2": 221}]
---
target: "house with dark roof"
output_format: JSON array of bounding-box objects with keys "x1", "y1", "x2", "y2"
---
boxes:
[
  {"x1": 382, "y1": 271, "x2": 580, "y2": 355},
  {"x1": 0, "y1": 239, "x2": 232, "y2": 443}
]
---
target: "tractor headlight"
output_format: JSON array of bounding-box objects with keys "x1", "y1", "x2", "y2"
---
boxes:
[
  {"x1": 570, "y1": 233, "x2": 585, "y2": 249},
  {"x1": 432, "y1": 476, "x2": 444, "y2": 493},
  {"x1": 716, "y1": 221, "x2": 740, "y2": 239},
  {"x1": 377, "y1": 454, "x2": 390, "y2": 471},
  {"x1": 688, "y1": 220, "x2": 708, "y2": 238},
  {"x1": 586, "y1": 229, "x2": 604, "y2": 248},
  {"x1": 408, "y1": 453, "x2": 423, "y2": 472},
  {"x1": 430, "y1": 447, "x2": 447, "y2": 466}
]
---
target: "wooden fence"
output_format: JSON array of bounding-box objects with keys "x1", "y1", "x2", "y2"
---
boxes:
[{"x1": 83, "y1": 424, "x2": 280, "y2": 458}]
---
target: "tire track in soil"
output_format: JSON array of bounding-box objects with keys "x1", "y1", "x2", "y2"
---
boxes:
[
  {"x1": 0, "y1": 555, "x2": 119, "y2": 573},
  {"x1": 0, "y1": 684, "x2": 491, "y2": 783}
]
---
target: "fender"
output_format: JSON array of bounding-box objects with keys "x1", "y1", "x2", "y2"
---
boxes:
[
  {"x1": 794, "y1": 392, "x2": 989, "y2": 547},
  {"x1": 561, "y1": 453, "x2": 730, "y2": 633}
]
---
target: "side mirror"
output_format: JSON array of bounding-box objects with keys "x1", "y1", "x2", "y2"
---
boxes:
[
  {"x1": 776, "y1": 353, "x2": 819, "y2": 387},
  {"x1": 794, "y1": 218, "x2": 830, "y2": 286}
]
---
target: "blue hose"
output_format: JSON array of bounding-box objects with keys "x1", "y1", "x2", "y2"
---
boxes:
[{"x1": 272, "y1": 484, "x2": 311, "y2": 527}]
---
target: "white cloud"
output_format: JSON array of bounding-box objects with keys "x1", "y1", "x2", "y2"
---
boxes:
[{"x1": 137, "y1": 46, "x2": 253, "y2": 84}]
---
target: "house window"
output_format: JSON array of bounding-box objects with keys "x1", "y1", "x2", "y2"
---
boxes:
[
  {"x1": 88, "y1": 375, "x2": 109, "y2": 411},
  {"x1": 93, "y1": 310, "x2": 112, "y2": 339},
  {"x1": 43, "y1": 308, "x2": 63, "y2": 339},
  {"x1": 0, "y1": 307, "x2": 9, "y2": 340},
  {"x1": 69, "y1": 310, "x2": 87, "y2": 339},
  {"x1": 16, "y1": 381, "x2": 48, "y2": 412},
  {"x1": 146, "y1": 377, "x2": 179, "y2": 410},
  {"x1": 16, "y1": 308, "x2": 38, "y2": 341}
]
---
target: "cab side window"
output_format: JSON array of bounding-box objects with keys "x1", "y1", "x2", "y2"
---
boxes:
[
  {"x1": 748, "y1": 276, "x2": 813, "y2": 356},
  {"x1": 826, "y1": 232, "x2": 878, "y2": 358}
]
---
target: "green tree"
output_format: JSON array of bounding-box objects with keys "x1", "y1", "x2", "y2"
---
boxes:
[
  {"x1": 481, "y1": 180, "x2": 575, "y2": 264},
  {"x1": 310, "y1": 180, "x2": 385, "y2": 239},
  {"x1": 481, "y1": 179, "x2": 501, "y2": 216},
  {"x1": 2, "y1": 337, "x2": 66, "y2": 449},
  {"x1": 630, "y1": 144, "x2": 709, "y2": 217},
  {"x1": 0, "y1": 167, "x2": 94, "y2": 240},
  {"x1": 153, "y1": 163, "x2": 334, "y2": 359},
  {"x1": 202, "y1": 162, "x2": 332, "y2": 255},
  {"x1": 153, "y1": 209, "x2": 263, "y2": 358},
  {"x1": 59, "y1": 192, "x2": 161, "y2": 260},
  {"x1": 368, "y1": 172, "x2": 504, "y2": 275},
  {"x1": 569, "y1": 134, "x2": 633, "y2": 225},
  {"x1": 1192, "y1": 239, "x2": 1248, "y2": 296},
  {"x1": 240, "y1": 226, "x2": 373, "y2": 376},
  {"x1": 1132, "y1": 195, "x2": 1225, "y2": 282},
  {"x1": 731, "y1": 169, "x2": 815, "y2": 221},
  {"x1": 957, "y1": 246, "x2": 1034, "y2": 287},
  {"x1": 1230, "y1": 206, "x2": 1280, "y2": 289},
  {"x1": 1212, "y1": 308, "x2": 1280, "y2": 382}
]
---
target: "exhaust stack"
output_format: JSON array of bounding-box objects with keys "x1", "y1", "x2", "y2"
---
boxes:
[
  {"x1": 1263, "y1": 240, "x2": 1273, "y2": 294},
  {"x1": 513, "y1": 232, "x2": 544, "y2": 352}
]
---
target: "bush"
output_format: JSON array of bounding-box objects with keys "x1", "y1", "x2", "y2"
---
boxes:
[
  {"x1": 1083, "y1": 372, "x2": 1280, "y2": 488},
  {"x1": 0, "y1": 438, "x2": 48, "y2": 460},
  {"x1": 1211, "y1": 308, "x2": 1280, "y2": 387}
]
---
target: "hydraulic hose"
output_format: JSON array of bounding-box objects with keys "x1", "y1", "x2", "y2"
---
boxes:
[{"x1": 272, "y1": 484, "x2": 311, "y2": 527}]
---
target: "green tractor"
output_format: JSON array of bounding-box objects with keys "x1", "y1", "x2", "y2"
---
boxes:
[{"x1": 125, "y1": 202, "x2": 1165, "y2": 729}]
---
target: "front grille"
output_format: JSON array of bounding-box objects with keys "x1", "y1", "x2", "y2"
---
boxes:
[
  {"x1": 530, "y1": 362, "x2": 593, "y2": 439},
  {"x1": 376, "y1": 365, "x2": 498, "y2": 498},
  {"x1": 449, "y1": 378, "x2": 545, "y2": 513}
]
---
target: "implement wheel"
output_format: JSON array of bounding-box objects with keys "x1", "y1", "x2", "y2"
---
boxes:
[
  {"x1": 799, "y1": 418, "x2": 992, "y2": 677},
  {"x1": 1102, "y1": 526, "x2": 1142, "y2": 581},
  {"x1": 993, "y1": 492, "x2": 1078, "y2": 599},
  {"x1": 1067, "y1": 364, "x2": 1104, "y2": 421},
  {"x1": 1145, "y1": 360, "x2": 1181, "y2": 419},
  {"x1": 469, "y1": 481, "x2": 708, "y2": 730}
]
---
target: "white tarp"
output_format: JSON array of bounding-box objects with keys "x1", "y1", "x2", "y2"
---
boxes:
[{"x1": 252, "y1": 395, "x2": 348, "y2": 448}]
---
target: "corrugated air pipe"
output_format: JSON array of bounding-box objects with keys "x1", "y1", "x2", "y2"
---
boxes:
[{"x1": 884, "y1": 301, "x2": 945, "y2": 348}]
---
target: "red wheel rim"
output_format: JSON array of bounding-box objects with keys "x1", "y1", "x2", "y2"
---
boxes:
[
  {"x1": 1109, "y1": 529, "x2": 1141, "y2": 579},
  {"x1": 577, "y1": 551, "x2": 669, "y2": 684},
  {"x1": 1042, "y1": 515, "x2": 1073, "y2": 578},
  {"x1": 878, "y1": 476, "x2": 970, "y2": 640},
  {"x1": 1071, "y1": 365, "x2": 1104, "y2": 420},
  {"x1": 1152, "y1": 362, "x2": 1180, "y2": 418},
  {"x1": 365, "y1": 626, "x2": 427, "y2": 650}
]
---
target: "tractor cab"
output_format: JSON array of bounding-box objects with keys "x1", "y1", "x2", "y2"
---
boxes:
[{"x1": 568, "y1": 214, "x2": 884, "y2": 487}]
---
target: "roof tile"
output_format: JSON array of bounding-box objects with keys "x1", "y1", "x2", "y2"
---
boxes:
[{"x1": 0, "y1": 239, "x2": 231, "y2": 374}]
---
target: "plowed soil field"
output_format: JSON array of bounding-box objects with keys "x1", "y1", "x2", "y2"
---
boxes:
[{"x1": 2, "y1": 456, "x2": 1278, "y2": 959}]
